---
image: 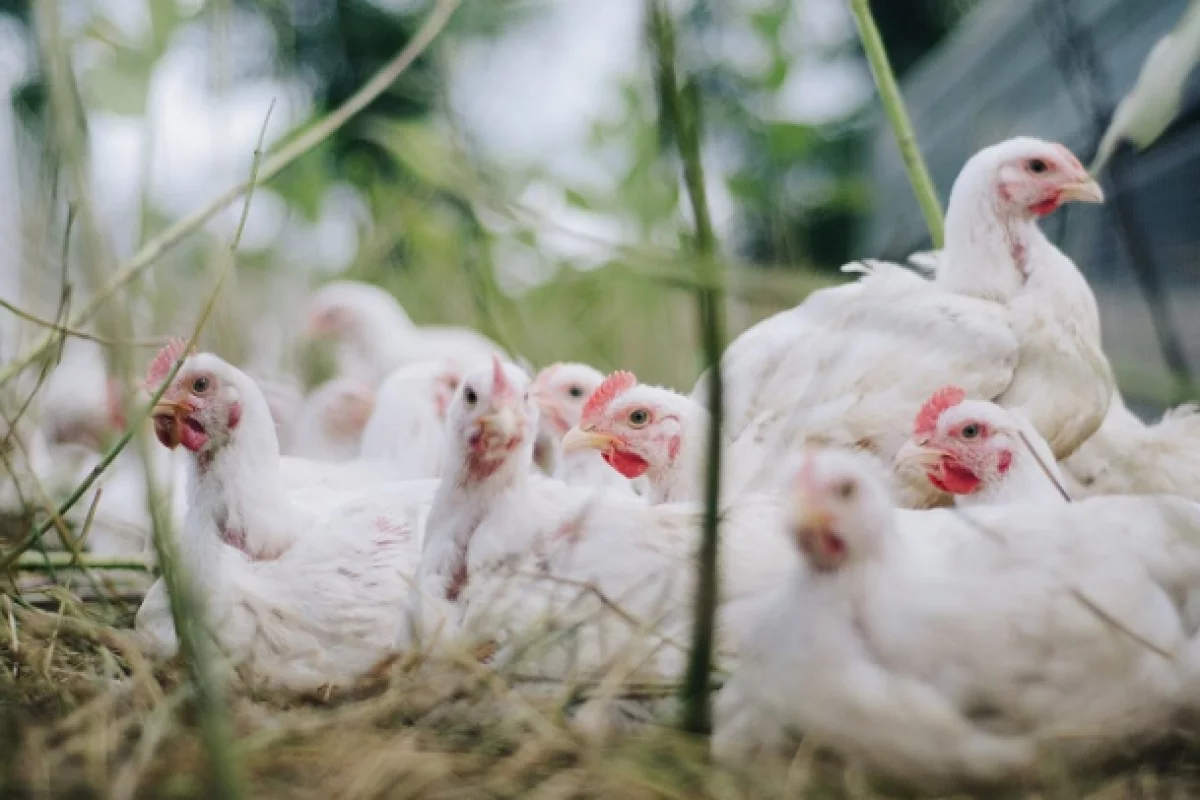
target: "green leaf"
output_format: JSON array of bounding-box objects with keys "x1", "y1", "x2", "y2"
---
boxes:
[
  {"x1": 762, "y1": 55, "x2": 789, "y2": 92},
  {"x1": 1092, "y1": 0, "x2": 1200, "y2": 171},
  {"x1": 147, "y1": 0, "x2": 181, "y2": 56},
  {"x1": 749, "y1": 5, "x2": 788, "y2": 41},
  {"x1": 364, "y1": 119, "x2": 465, "y2": 194},
  {"x1": 563, "y1": 187, "x2": 596, "y2": 210},
  {"x1": 271, "y1": 147, "x2": 332, "y2": 221},
  {"x1": 764, "y1": 122, "x2": 816, "y2": 162}
]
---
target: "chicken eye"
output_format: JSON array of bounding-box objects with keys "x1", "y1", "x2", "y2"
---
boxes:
[
  {"x1": 192, "y1": 376, "x2": 210, "y2": 394},
  {"x1": 1028, "y1": 158, "x2": 1048, "y2": 174},
  {"x1": 567, "y1": 385, "x2": 584, "y2": 399},
  {"x1": 960, "y1": 423, "x2": 981, "y2": 439},
  {"x1": 836, "y1": 480, "x2": 857, "y2": 500},
  {"x1": 464, "y1": 386, "x2": 478, "y2": 406},
  {"x1": 628, "y1": 409, "x2": 650, "y2": 427}
]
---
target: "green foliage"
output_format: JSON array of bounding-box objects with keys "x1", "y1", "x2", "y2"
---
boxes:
[{"x1": 1092, "y1": 0, "x2": 1200, "y2": 172}]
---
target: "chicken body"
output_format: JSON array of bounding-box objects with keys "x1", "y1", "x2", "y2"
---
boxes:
[
  {"x1": 288, "y1": 377, "x2": 376, "y2": 462},
  {"x1": 715, "y1": 449, "x2": 1200, "y2": 790},
  {"x1": 134, "y1": 347, "x2": 435, "y2": 691},
  {"x1": 700, "y1": 138, "x2": 1112, "y2": 508},
  {"x1": 1062, "y1": 389, "x2": 1200, "y2": 500},
  {"x1": 306, "y1": 280, "x2": 505, "y2": 387},
  {"x1": 358, "y1": 359, "x2": 461, "y2": 479}
]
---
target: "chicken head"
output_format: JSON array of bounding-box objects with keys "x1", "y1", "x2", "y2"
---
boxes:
[
  {"x1": 146, "y1": 341, "x2": 245, "y2": 455},
  {"x1": 529, "y1": 361, "x2": 605, "y2": 473},
  {"x1": 896, "y1": 387, "x2": 1067, "y2": 504},
  {"x1": 788, "y1": 448, "x2": 894, "y2": 573},
  {"x1": 560, "y1": 371, "x2": 696, "y2": 481},
  {"x1": 990, "y1": 138, "x2": 1103, "y2": 218},
  {"x1": 447, "y1": 356, "x2": 538, "y2": 481}
]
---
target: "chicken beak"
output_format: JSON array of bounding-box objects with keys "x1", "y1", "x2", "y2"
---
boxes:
[
  {"x1": 480, "y1": 405, "x2": 521, "y2": 440},
  {"x1": 561, "y1": 425, "x2": 616, "y2": 454},
  {"x1": 151, "y1": 400, "x2": 185, "y2": 449},
  {"x1": 790, "y1": 492, "x2": 834, "y2": 548},
  {"x1": 1059, "y1": 176, "x2": 1104, "y2": 204},
  {"x1": 894, "y1": 438, "x2": 945, "y2": 469}
]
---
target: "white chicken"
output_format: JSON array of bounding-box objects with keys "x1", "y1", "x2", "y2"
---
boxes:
[
  {"x1": 306, "y1": 280, "x2": 507, "y2": 387},
  {"x1": 700, "y1": 137, "x2": 1112, "y2": 508},
  {"x1": 288, "y1": 377, "x2": 377, "y2": 462},
  {"x1": 713, "y1": 447, "x2": 1200, "y2": 791},
  {"x1": 37, "y1": 337, "x2": 123, "y2": 449},
  {"x1": 0, "y1": 413, "x2": 73, "y2": 516},
  {"x1": 358, "y1": 359, "x2": 461, "y2": 479},
  {"x1": 419, "y1": 358, "x2": 792, "y2": 677},
  {"x1": 530, "y1": 362, "x2": 637, "y2": 493},
  {"x1": 893, "y1": 386, "x2": 1068, "y2": 506},
  {"x1": 1061, "y1": 389, "x2": 1200, "y2": 501},
  {"x1": 134, "y1": 341, "x2": 437, "y2": 691},
  {"x1": 252, "y1": 376, "x2": 305, "y2": 456}
]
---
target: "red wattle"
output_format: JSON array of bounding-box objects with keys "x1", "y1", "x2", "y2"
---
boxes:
[
  {"x1": 1029, "y1": 192, "x2": 1061, "y2": 217},
  {"x1": 935, "y1": 458, "x2": 981, "y2": 495},
  {"x1": 602, "y1": 448, "x2": 650, "y2": 479},
  {"x1": 179, "y1": 418, "x2": 209, "y2": 452}
]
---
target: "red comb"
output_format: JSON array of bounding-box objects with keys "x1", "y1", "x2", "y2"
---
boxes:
[
  {"x1": 144, "y1": 338, "x2": 190, "y2": 390},
  {"x1": 491, "y1": 355, "x2": 511, "y2": 398},
  {"x1": 581, "y1": 371, "x2": 637, "y2": 425},
  {"x1": 914, "y1": 386, "x2": 966, "y2": 436}
]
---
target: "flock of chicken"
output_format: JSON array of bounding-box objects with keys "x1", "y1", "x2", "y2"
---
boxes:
[{"x1": 11, "y1": 135, "x2": 1200, "y2": 791}]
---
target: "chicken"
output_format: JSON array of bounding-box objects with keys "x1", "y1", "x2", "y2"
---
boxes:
[
  {"x1": 699, "y1": 138, "x2": 1112, "y2": 509},
  {"x1": 306, "y1": 280, "x2": 506, "y2": 387},
  {"x1": 419, "y1": 358, "x2": 792, "y2": 677},
  {"x1": 561, "y1": 370, "x2": 766, "y2": 504},
  {"x1": 288, "y1": 377, "x2": 376, "y2": 462},
  {"x1": 531, "y1": 363, "x2": 638, "y2": 493},
  {"x1": 358, "y1": 359, "x2": 461, "y2": 479},
  {"x1": 134, "y1": 340, "x2": 437, "y2": 690},
  {"x1": 1061, "y1": 389, "x2": 1200, "y2": 501},
  {"x1": 893, "y1": 386, "x2": 1068, "y2": 506},
  {"x1": 252, "y1": 376, "x2": 305, "y2": 456},
  {"x1": 37, "y1": 338, "x2": 123, "y2": 449},
  {"x1": 0, "y1": 413, "x2": 67, "y2": 516},
  {"x1": 713, "y1": 447, "x2": 1200, "y2": 791}
]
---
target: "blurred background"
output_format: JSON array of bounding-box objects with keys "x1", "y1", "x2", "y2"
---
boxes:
[{"x1": 0, "y1": 0, "x2": 1194, "y2": 408}]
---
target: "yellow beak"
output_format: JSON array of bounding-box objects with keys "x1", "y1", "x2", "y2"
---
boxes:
[
  {"x1": 792, "y1": 501, "x2": 833, "y2": 535},
  {"x1": 1060, "y1": 177, "x2": 1104, "y2": 204},
  {"x1": 561, "y1": 425, "x2": 617, "y2": 453},
  {"x1": 479, "y1": 406, "x2": 521, "y2": 439}
]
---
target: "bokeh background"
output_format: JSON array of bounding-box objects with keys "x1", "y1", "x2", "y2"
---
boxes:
[{"x1": 0, "y1": 0, "x2": 1194, "y2": 408}]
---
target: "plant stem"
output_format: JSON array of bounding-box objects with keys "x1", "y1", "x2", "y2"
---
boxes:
[
  {"x1": 0, "y1": 0, "x2": 461, "y2": 390},
  {"x1": 648, "y1": 0, "x2": 724, "y2": 735},
  {"x1": 144, "y1": 100, "x2": 274, "y2": 800},
  {"x1": 16, "y1": 552, "x2": 148, "y2": 571},
  {"x1": 848, "y1": 0, "x2": 944, "y2": 248}
]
